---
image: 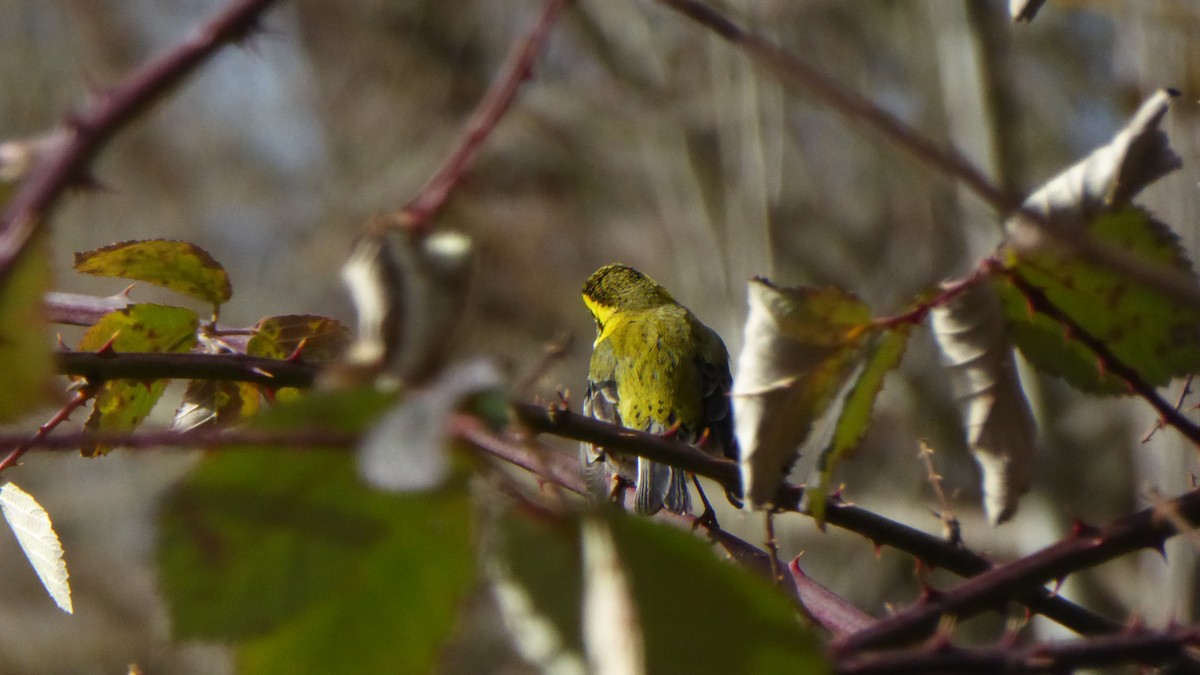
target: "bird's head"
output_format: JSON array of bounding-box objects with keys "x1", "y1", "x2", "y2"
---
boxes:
[{"x1": 582, "y1": 264, "x2": 676, "y2": 341}]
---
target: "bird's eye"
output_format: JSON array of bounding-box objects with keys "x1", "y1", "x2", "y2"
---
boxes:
[{"x1": 594, "y1": 318, "x2": 603, "y2": 332}]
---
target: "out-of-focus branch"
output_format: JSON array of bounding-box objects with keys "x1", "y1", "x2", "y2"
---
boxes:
[
  {"x1": 0, "y1": 0, "x2": 279, "y2": 287},
  {"x1": 0, "y1": 427, "x2": 355, "y2": 453},
  {"x1": 656, "y1": 0, "x2": 1200, "y2": 312},
  {"x1": 655, "y1": 0, "x2": 1018, "y2": 213},
  {"x1": 394, "y1": 0, "x2": 569, "y2": 233},
  {"x1": 0, "y1": 387, "x2": 94, "y2": 473},
  {"x1": 44, "y1": 291, "x2": 135, "y2": 326}
]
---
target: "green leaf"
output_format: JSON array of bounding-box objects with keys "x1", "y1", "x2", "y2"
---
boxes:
[
  {"x1": 488, "y1": 510, "x2": 587, "y2": 670},
  {"x1": 158, "y1": 449, "x2": 474, "y2": 675},
  {"x1": 248, "y1": 388, "x2": 399, "y2": 438},
  {"x1": 74, "y1": 239, "x2": 232, "y2": 307},
  {"x1": 0, "y1": 246, "x2": 55, "y2": 422},
  {"x1": 77, "y1": 304, "x2": 199, "y2": 456},
  {"x1": 247, "y1": 314, "x2": 350, "y2": 363},
  {"x1": 173, "y1": 380, "x2": 260, "y2": 431},
  {"x1": 806, "y1": 327, "x2": 910, "y2": 527},
  {"x1": 489, "y1": 510, "x2": 828, "y2": 674},
  {"x1": 608, "y1": 514, "x2": 828, "y2": 674},
  {"x1": 999, "y1": 207, "x2": 1200, "y2": 394}
]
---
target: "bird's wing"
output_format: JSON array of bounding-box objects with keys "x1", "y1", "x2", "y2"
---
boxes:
[
  {"x1": 697, "y1": 349, "x2": 737, "y2": 462},
  {"x1": 581, "y1": 377, "x2": 620, "y2": 497}
]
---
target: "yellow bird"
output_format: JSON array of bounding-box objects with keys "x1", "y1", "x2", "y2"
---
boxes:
[{"x1": 580, "y1": 264, "x2": 736, "y2": 514}]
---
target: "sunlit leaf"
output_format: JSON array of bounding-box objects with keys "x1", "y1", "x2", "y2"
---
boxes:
[
  {"x1": 733, "y1": 280, "x2": 871, "y2": 509},
  {"x1": 77, "y1": 304, "x2": 198, "y2": 455},
  {"x1": 0, "y1": 479, "x2": 72, "y2": 614},
  {"x1": 0, "y1": 245, "x2": 55, "y2": 422},
  {"x1": 1009, "y1": 89, "x2": 1179, "y2": 243},
  {"x1": 806, "y1": 327, "x2": 909, "y2": 527},
  {"x1": 1010, "y1": 0, "x2": 1047, "y2": 21},
  {"x1": 74, "y1": 239, "x2": 232, "y2": 307},
  {"x1": 173, "y1": 380, "x2": 260, "y2": 431},
  {"x1": 933, "y1": 282, "x2": 1037, "y2": 524},
  {"x1": 247, "y1": 314, "x2": 350, "y2": 363},
  {"x1": 999, "y1": 207, "x2": 1200, "y2": 395},
  {"x1": 159, "y1": 448, "x2": 474, "y2": 675}
]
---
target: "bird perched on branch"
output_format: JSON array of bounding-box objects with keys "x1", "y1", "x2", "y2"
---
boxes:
[{"x1": 580, "y1": 263, "x2": 737, "y2": 515}]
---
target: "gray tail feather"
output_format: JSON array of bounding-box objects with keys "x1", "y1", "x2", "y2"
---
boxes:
[
  {"x1": 635, "y1": 458, "x2": 673, "y2": 515},
  {"x1": 663, "y1": 468, "x2": 691, "y2": 514}
]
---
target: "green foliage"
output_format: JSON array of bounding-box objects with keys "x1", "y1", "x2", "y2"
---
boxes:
[
  {"x1": 74, "y1": 239, "x2": 233, "y2": 308},
  {"x1": 998, "y1": 207, "x2": 1200, "y2": 394},
  {"x1": 173, "y1": 379, "x2": 260, "y2": 431},
  {"x1": 159, "y1": 448, "x2": 475, "y2": 674},
  {"x1": 737, "y1": 281, "x2": 876, "y2": 508},
  {"x1": 0, "y1": 246, "x2": 55, "y2": 422},
  {"x1": 77, "y1": 304, "x2": 199, "y2": 455},
  {"x1": 610, "y1": 514, "x2": 827, "y2": 673},
  {"x1": 246, "y1": 387, "x2": 398, "y2": 438},
  {"x1": 247, "y1": 314, "x2": 350, "y2": 363},
  {"x1": 807, "y1": 326, "x2": 910, "y2": 527},
  {"x1": 494, "y1": 509, "x2": 828, "y2": 673}
]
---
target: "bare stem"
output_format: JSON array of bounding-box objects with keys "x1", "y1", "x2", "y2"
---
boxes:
[
  {"x1": 394, "y1": 0, "x2": 569, "y2": 233},
  {"x1": 0, "y1": 0, "x2": 280, "y2": 288},
  {"x1": 0, "y1": 387, "x2": 95, "y2": 473}
]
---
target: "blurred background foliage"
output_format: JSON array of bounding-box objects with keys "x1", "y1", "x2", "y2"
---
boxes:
[{"x1": 0, "y1": 0, "x2": 1198, "y2": 672}]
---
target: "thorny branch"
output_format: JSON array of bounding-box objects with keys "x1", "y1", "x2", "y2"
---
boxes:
[
  {"x1": 0, "y1": 0, "x2": 280, "y2": 287},
  {"x1": 394, "y1": 0, "x2": 569, "y2": 233}
]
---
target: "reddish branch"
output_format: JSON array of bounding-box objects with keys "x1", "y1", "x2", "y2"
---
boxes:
[
  {"x1": 0, "y1": 0, "x2": 279, "y2": 287},
  {"x1": 838, "y1": 625, "x2": 1200, "y2": 675},
  {"x1": 394, "y1": 0, "x2": 569, "y2": 232},
  {"x1": 0, "y1": 387, "x2": 95, "y2": 473},
  {"x1": 831, "y1": 486, "x2": 1200, "y2": 654}
]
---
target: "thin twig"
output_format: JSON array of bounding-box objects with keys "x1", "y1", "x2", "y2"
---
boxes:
[
  {"x1": 394, "y1": 0, "x2": 569, "y2": 233},
  {"x1": 0, "y1": 0, "x2": 279, "y2": 288},
  {"x1": 0, "y1": 386, "x2": 95, "y2": 473},
  {"x1": 512, "y1": 331, "x2": 574, "y2": 399},
  {"x1": 918, "y1": 440, "x2": 961, "y2": 547},
  {"x1": 1142, "y1": 375, "x2": 1194, "y2": 443}
]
